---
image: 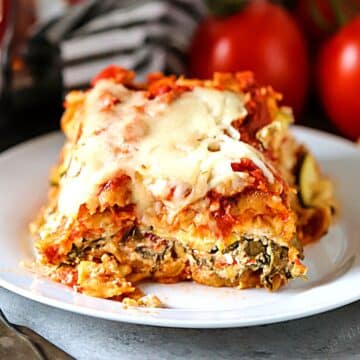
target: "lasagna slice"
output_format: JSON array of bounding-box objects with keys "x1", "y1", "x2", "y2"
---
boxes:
[{"x1": 30, "y1": 67, "x2": 335, "y2": 305}]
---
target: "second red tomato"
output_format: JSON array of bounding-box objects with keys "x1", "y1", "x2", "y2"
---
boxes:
[
  {"x1": 188, "y1": 1, "x2": 309, "y2": 115},
  {"x1": 317, "y1": 17, "x2": 360, "y2": 140}
]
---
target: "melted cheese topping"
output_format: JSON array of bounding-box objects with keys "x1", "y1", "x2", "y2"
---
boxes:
[{"x1": 58, "y1": 80, "x2": 274, "y2": 219}]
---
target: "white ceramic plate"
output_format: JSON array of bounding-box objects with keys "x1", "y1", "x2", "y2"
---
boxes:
[{"x1": 0, "y1": 126, "x2": 359, "y2": 328}]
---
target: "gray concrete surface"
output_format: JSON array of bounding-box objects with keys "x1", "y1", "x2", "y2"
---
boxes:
[{"x1": 1, "y1": 287, "x2": 360, "y2": 360}]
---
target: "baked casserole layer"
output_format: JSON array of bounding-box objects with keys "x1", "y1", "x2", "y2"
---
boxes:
[{"x1": 30, "y1": 67, "x2": 335, "y2": 306}]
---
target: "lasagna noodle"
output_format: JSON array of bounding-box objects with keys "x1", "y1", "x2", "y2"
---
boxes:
[{"x1": 31, "y1": 68, "x2": 335, "y2": 305}]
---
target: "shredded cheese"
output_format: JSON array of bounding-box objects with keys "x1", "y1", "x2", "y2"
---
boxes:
[{"x1": 58, "y1": 80, "x2": 274, "y2": 219}]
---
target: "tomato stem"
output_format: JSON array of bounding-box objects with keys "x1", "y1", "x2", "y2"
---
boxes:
[
  {"x1": 206, "y1": 0, "x2": 248, "y2": 17},
  {"x1": 206, "y1": 0, "x2": 298, "y2": 17},
  {"x1": 329, "y1": 0, "x2": 348, "y2": 26},
  {"x1": 307, "y1": 0, "x2": 334, "y2": 32}
]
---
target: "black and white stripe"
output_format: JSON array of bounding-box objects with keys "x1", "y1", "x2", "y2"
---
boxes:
[{"x1": 38, "y1": 0, "x2": 207, "y2": 89}]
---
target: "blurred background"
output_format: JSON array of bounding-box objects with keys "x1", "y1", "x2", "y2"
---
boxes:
[{"x1": 1, "y1": 0, "x2": 360, "y2": 151}]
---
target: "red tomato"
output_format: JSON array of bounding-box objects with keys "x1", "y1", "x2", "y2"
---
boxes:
[
  {"x1": 188, "y1": 1, "x2": 309, "y2": 115},
  {"x1": 317, "y1": 17, "x2": 360, "y2": 139}
]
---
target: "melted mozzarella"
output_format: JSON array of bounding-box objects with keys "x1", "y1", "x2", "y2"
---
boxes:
[{"x1": 58, "y1": 80, "x2": 274, "y2": 219}]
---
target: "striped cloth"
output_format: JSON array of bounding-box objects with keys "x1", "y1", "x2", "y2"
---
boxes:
[{"x1": 32, "y1": 0, "x2": 207, "y2": 90}]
